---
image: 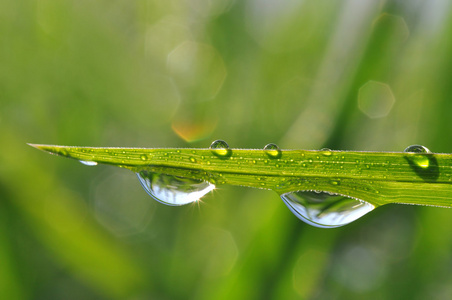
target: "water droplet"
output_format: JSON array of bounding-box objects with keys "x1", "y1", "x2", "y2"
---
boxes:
[
  {"x1": 264, "y1": 143, "x2": 281, "y2": 158},
  {"x1": 403, "y1": 144, "x2": 439, "y2": 179},
  {"x1": 404, "y1": 145, "x2": 431, "y2": 168},
  {"x1": 140, "y1": 154, "x2": 148, "y2": 161},
  {"x1": 403, "y1": 145, "x2": 431, "y2": 153},
  {"x1": 79, "y1": 160, "x2": 98, "y2": 166},
  {"x1": 189, "y1": 157, "x2": 197, "y2": 163},
  {"x1": 137, "y1": 171, "x2": 215, "y2": 206},
  {"x1": 281, "y1": 191, "x2": 374, "y2": 228},
  {"x1": 320, "y1": 148, "x2": 332, "y2": 156},
  {"x1": 210, "y1": 139, "x2": 229, "y2": 149},
  {"x1": 210, "y1": 140, "x2": 231, "y2": 157}
]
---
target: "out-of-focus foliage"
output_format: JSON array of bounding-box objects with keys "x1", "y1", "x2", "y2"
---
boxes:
[{"x1": 1, "y1": 0, "x2": 452, "y2": 299}]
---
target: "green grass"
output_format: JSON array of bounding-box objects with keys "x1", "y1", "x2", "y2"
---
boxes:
[{"x1": 30, "y1": 144, "x2": 452, "y2": 208}]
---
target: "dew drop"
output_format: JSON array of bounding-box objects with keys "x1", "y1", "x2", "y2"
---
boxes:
[
  {"x1": 264, "y1": 143, "x2": 281, "y2": 158},
  {"x1": 79, "y1": 160, "x2": 98, "y2": 166},
  {"x1": 210, "y1": 140, "x2": 230, "y2": 157},
  {"x1": 320, "y1": 148, "x2": 332, "y2": 156},
  {"x1": 403, "y1": 145, "x2": 439, "y2": 179},
  {"x1": 404, "y1": 145, "x2": 432, "y2": 169},
  {"x1": 189, "y1": 157, "x2": 197, "y2": 163},
  {"x1": 137, "y1": 171, "x2": 215, "y2": 206},
  {"x1": 404, "y1": 145, "x2": 431, "y2": 153},
  {"x1": 210, "y1": 139, "x2": 229, "y2": 149},
  {"x1": 140, "y1": 154, "x2": 148, "y2": 161},
  {"x1": 281, "y1": 191, "x2": 374, "y2": 228}
]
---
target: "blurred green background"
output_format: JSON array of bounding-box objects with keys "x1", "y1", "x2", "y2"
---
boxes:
[{"x1": 2, "y1": 0, "x2": 452, "y2": 299}]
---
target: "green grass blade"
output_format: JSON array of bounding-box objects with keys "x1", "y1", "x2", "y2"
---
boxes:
[{"x1": 29, "y1": 144, "x2": 452, "y2": 208}]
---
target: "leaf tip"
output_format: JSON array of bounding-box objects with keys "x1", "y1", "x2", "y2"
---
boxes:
[
  {"x1": 27, "y1": 143, "x2": 42, "y2": 149},
  {"x1": 28, "y1": 143, "x2": 59, "y2": 155}
]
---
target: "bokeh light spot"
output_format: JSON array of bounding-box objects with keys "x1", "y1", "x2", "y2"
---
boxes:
[
  {"x1": 167, "y1": 41, "x2": 227, "y2": 100},
  {"x1": 171, "y1": 118, "x2": 218, "y2": 143},
  {"x1": 358, "y1": 81, "x2": 395, "y2": 119},
  {"x1": 145, "y1": 17, "x2": 192, "y2": 64},
  {"x1": 373, "y1": 13, "x2": 410, "y2": 42}
]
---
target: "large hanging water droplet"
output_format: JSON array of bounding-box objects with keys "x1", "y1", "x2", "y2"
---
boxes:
[
  {"x1": 79, "y1": 160, "x2": 98, "y2": 166},
  {"x1": 137, "y1": 171, "x2": 215, "y2": 206},
  {"x1": 210, "y1": 140, "x2": 231, "y2": 157},
  {"x1": 281, "y1": 191, "x2": 374, "y2": 228},
  {"x1": 264, "y1": 143, "x2": 281, "y2": 158}
]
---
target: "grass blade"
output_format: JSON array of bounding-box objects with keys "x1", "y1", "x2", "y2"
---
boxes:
[{"x1": 29, "y1": 144, "x2": 452, "y2": 208}]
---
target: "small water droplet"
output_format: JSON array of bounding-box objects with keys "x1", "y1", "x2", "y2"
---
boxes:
[
  {"x1": 264, "y1": 143, "x2": 281, "y2": 158},
  {"x1": 137, "y1": 171, "x2": 215, "y2": 206},
  {"x1": 320, "y1": 148, "x2": 332, "y2": 156},
  {"x1": 79, "y1": 160, "x2": 98, "y2": 166},
  {"x1": 404, "y1": 145, "x2": 432, "y2": 169},
  {"x1": 140, "y1": 154, "x2": 148, "y2": 161},
  {"x1": 403, "y1": 145, "x2": 439, "y2": 179},
  {"x1": 210, "y1": 140, "x2": 230, "y2": 157},
  {"x1": 281, "y1": 191, "x2": 374, "y2": 228},
  {"x1": 404, "y1": 145, "x2": 431, "y2": 153},
  {"x1": 210, "y1": 139, "x2": 229, "y2": 149},
  {"x1": 189, "y1": 157, "x2": 197, "y2": 163}
]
